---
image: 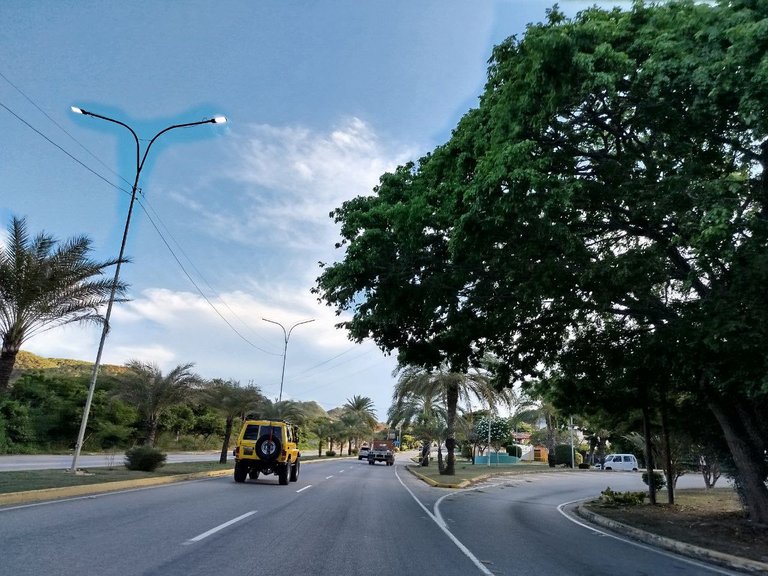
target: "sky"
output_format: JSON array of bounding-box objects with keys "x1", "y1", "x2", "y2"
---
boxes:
[{"x1": 1, "y1": 1, "x2": 627, "y2": 421}]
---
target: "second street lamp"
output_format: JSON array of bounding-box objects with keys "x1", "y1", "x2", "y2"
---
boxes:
[
  {"x1": 69, "y1": 106, "x2": 227, "y2": 472},
  {"x1": 262, "y1": 318, "x2": 315, "y2": 403}
]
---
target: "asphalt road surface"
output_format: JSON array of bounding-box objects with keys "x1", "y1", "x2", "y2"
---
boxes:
[{"x1": 0, "y1": 456, "x2": 742, "y2": 576}]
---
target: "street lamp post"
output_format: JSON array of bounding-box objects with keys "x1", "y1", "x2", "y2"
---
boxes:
[
  {"x1": 69, "y1": 106, "x2": 226, "y2": 472},
  {"x1": 262, "y1": 318, "x2": 315, "y2": 403}
]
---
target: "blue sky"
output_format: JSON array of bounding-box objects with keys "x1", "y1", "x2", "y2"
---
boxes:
[{"x1": 1, "y1": 1, "x2": 626, "y2": 420}]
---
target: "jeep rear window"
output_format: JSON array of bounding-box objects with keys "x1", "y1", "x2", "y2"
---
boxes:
[
  {"x1": 243, "y1": 425, "x2": 260, "y2": 440},
  {"x1": 260, "y1": 426, "x2": 283, "y2": 439}
]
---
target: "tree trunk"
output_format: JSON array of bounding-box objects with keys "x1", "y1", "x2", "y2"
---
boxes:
[
  {"x1": 709, "y1": 400, "x2": 768, "y2": 523},
  {"x1": 145, "y1": 416, "x2": 158, "y2": 447},
  {"x1": 219, "y1": 416, "x2": 233, "y2": 464},
  {"x1": 0, "y1": 345, "x2": 19, "y2": 392},
  {"x1": 421, "y1": 441, "x2": 430, "y2": 466},
  {"x1": 660, "y1": 400, "x2": 674, "y2": 505},
  {"x1": 442, "y1": 382, "x2": 459, "y2": 475},
  {"x1": 642, "y1": 406, "x2": 656, "y2": 505}
]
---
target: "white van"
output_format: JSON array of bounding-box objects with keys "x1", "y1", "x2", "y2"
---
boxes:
[{"x1": 602, "y1": 454, "x2": 639, "y2": 471}]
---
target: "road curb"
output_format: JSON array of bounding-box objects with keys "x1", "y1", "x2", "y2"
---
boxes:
[
  {"x1": 576, "y1": 504, "x2": 768, "y2": 574},
  {"x1": 0, "y1": 469, "x2": 232, "y2": 507}
]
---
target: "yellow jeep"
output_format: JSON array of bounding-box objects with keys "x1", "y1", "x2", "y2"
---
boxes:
[{"x1": 232, "y1": 419, "x2": 300, "y2": 485}]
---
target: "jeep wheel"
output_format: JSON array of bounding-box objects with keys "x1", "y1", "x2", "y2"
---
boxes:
[
  {"x1": 234, "y1": 461, "x2": 248, "y2": 483},
  {"x1": 290, "y1": 460, "x2": 300, "y2": 482},
  {"x1": 249, "y1": 468, "x2": 260, "y2": 480},
  {"x1": 278, "y1": 463, "x2": 289, "y2": 485},
  {"x1": 255, "y1": 435, "x2": 282, "y2": 461}
]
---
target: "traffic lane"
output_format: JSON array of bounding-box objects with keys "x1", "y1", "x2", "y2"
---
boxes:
[
  {"x1": 437, "y1": 473, "x2": 739, "y2": 576},
  {"x1": 0, "y1": 459, "x2": 348, "y2": 576},
  {"x1": 0, "y1": 459, "x2": 483, "y2": 576},
  {"x1": 143, "y1": 459, "x2": 487, "y2": 576}
]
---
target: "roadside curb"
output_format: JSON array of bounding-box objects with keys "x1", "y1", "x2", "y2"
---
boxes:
[
  {"x1": 0, "y1": 469, "x2": 232, "y2": 507},
  {"x1": 576, "y1": 504, "x2": 768, "y2": 574}
]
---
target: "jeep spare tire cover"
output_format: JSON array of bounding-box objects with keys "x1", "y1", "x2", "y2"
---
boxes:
[{"x1": 256, "y1": 435, "x2": 281, "y2": 461}]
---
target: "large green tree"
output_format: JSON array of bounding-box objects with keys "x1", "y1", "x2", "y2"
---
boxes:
[
  {"x1": 316, "y1": 1, "x2": 768, "y2": 521},
  {"x1": 0, "y1": 217, "x2": 124, "y2": 391}
]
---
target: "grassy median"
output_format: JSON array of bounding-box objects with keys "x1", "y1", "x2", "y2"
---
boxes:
[{"x1": 406, "y1": 457, "x2": 560, "y2": 485}]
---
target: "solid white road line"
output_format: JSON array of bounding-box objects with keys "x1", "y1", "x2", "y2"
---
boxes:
[
  {"x1": 296, "y1": 485, "x2": 312, "y2": 493},
  {"x1": 394, "y1": 466, "x2": 494, "y2": 576}
]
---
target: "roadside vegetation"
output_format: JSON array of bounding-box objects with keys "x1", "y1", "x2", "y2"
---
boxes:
[
  {"x1": 314, "y1": 0, "x2": 768, "y2": 525},
  {"x1": 2, "y1": 0, "x2": 767, "y2": 545},
  {"x1": 0, "y1": 352, "x2": 384, "y2": 466}
]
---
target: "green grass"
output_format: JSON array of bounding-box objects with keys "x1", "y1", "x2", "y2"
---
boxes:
[
  {"x1": 408, "y1": 458, "x2": 569, "y2": 484},
  {"x1": 0, "y1": 453, "x2": 340, "y2": 494}
]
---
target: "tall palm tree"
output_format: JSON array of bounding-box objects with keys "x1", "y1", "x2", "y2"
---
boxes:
[
  {"x1": 343, "y1": 395, "x2": 377, "y2": 428},
  {"x1": 200, "y1": 379, "x2": 265, "y2": 463},
  {"x1": 117, "y1": 361, "x2": 201, "y2": 446},
  {"x1": 308, "y1": 416, "x2": 335, "y2": 456},
  {"x1": 392, "y1": 363, "x2": 502, "y2": 475},
  {"x1": 342, "y1": 394, "x2": 377, "y2": 448},
  {"x1": 0, "y1": 217, "x2": 125, "y2": 391}
]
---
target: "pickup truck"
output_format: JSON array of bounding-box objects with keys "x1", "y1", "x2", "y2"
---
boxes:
[{"x1": 367, "y1": 445, "x2": 394, "y2": 466}]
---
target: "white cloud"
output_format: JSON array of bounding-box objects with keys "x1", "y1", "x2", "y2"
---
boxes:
[{"x1": 182, "y1": 117, "x2": 414, "y2": 250}]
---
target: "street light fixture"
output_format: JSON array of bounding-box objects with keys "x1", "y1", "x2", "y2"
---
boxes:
[
  {"x1": 262, "y1": 318, "x2": 315, "y2": 403},
  {"x1": 69, "y1": 106, "x2": 227, "y2": 472}
]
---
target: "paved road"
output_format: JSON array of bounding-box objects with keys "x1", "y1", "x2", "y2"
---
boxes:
[{"x1": 0, "y1": 456, "x2": 741, "y2": 576}]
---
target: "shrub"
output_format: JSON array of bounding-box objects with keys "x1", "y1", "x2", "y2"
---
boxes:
[
  {"x1": 325, "y1": 450, "x2": 336, "y2": 457},
  {"x1": 554, "y1": 444, "x2": 582, "y2": 467},
  {"x1": 506, "y1": 444, "x2": 522, "y2": 458},
  {"x1": 124, "y1": 446, "x2": 166, "y2": 471},
  {"x1": 460, "y1": 444, "x2": 472, "y2": 459},
  {"x1": 599, "y1": 487, "x2": 646, "y2": 507},
  {"x1": 578, "y1": 463, "x2": 590, "y2": 469},
  {"x1": 351, "y1": 448, "x2": 358, "y2": 455},
  {"x1": 642, "y1": 471, "x2": 666, "y2": 491}
]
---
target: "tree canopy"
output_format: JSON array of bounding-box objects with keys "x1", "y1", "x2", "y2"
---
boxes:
[{"x1": 316, "y1": 0, "x2": 768, "y2": 520}]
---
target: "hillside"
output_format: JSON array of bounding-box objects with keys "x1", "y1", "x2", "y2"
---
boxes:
[{"x1": 13, "y1": 350, "x2": 129, "y2": 379}]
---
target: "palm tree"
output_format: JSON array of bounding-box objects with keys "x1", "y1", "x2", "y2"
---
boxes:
[
  {"x1": 200, "y1": 379, "x2": 265, "y2": 463},
  {"x1": 388, "y1": 388, "x2": 445, "y2": 464},
  {"x1": 343, "y1": 395, "x2": 377, "y2": 427},
  {"x1": 342, "y1": 395, "x2": 377, "y2": 448},
  {"x1": 308, "y1": 416, "x2": 335, "y2": 456},
  {"x1": 392, "y1": 363, "x2": 503, "y2": 475},
  {"x1": 251, "y1": 399, "x2": 308, "y2": 424},
  {"x1": 117, "y1": 361, "x2": 201, "y2": 446},
  {"x1": 0, "y1": 217, "x2": 125, "y2": 391}
]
